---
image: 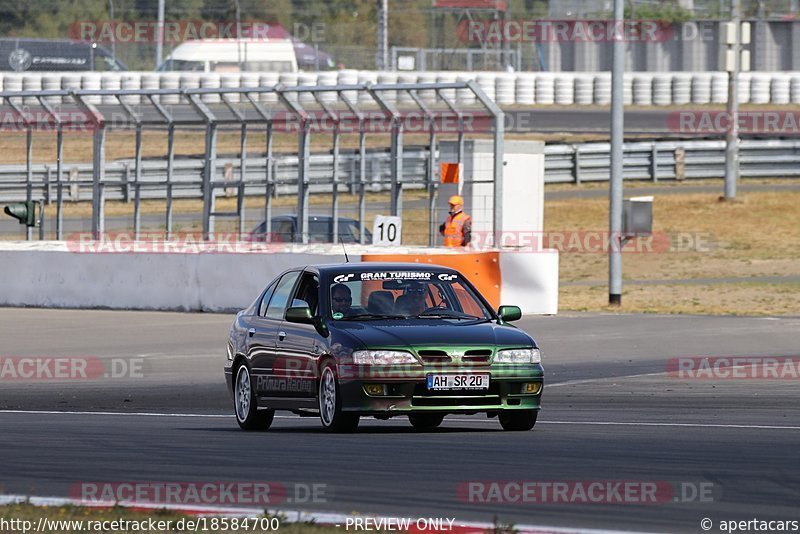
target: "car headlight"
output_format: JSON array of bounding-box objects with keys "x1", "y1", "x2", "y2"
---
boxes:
[
  {"x1": 495, "y1": 348, "x2": 541, "y2": 364},
  {"x1": 352, "y1": 350, "x2": 418, "y2": 365}
]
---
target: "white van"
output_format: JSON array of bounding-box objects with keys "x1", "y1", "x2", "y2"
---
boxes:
[{"x1": 158, "y1": 39, "x2": 298, "y2": 73}]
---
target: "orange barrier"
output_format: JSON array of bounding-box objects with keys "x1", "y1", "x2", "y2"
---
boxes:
[{"x1": 361, "y1": 252, "x2": 502, "y2": 309}]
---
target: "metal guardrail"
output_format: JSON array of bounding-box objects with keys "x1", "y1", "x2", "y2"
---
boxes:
[{"x1": 544, "y1": 139, "x2": 800, "y2": 183}]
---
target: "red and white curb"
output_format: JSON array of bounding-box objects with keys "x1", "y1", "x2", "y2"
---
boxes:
[{"x1": 0, "y1": 494, "x2": 655, "y2": 534}]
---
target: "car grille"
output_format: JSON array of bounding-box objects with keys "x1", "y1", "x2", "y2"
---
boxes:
[
  {"x1": 417, "y1": 350, "x2": 451, "y2": 364},
  {"x1": 416, "y1": 348, "x2": 494, "y2": 365},
  {"x1": 462, "y1": 349, "x2": 492, "y2": 364}
]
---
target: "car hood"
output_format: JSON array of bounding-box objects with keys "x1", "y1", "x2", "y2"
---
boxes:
[{"x1": 332, "y1": 319, "x2": 535, "y2": 349}]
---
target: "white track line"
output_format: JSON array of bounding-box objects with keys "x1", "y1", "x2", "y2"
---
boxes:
[
  {"x1": 0, "y1": 410, "x2": 798, "y2": 430},
  {"x1": 0, "y1": 494, "x2": 656, "y2": 534}
]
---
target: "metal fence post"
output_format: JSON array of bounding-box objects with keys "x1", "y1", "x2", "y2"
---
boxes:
[
  {"x1": 56, "y1": 125, "x2": 63, "y2": 240},
  {"x1": 296, "y1": 119, "x2": 311, "y2": 244},
  {"x1": 134, "y1": 125, "x2": 142, "y2": 239},
  {"x1": 651, "y1": 142, "x2": 659, "y2": 182},
  {"x1": 186, "y1": 93, "x2": 218, "y2": 240},
  {"x1": 467, "y1": 80, "x2": 504, "y2": 243}
]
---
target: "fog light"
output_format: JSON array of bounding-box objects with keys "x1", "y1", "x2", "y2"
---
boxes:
[
  {"x1": 523, "y1": 382, "x2": 542, "y2": 394},
  {"x1": 364, "y1": 384, "x2": 386, "y2": 396}
]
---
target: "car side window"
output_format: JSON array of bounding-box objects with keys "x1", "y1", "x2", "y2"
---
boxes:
[
  {"x1": 265, "y1": 271, "x2": 301, "y2": 320},
  {"x1": 257, "y1": 282, "x2": 278, "y2": 317},
  {"x1": 291, "y1": 272, "x2": 320, "y2": 316}
]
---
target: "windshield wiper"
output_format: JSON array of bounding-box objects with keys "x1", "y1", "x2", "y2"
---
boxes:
[
  {"x1": 416, "y1": 310, "x2": 482, "y2": 320},
  {"x1": 339, "y1": 313, "x2": 406, "y2": 321}
]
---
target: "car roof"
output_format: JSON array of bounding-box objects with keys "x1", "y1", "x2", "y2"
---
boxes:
[{"x1": 314, "y1": 262, "x2": 459, "y2": 275}]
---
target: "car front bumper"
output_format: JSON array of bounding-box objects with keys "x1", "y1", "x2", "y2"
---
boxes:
[{"x1": 337, "y1": 363, "x2": 543, "y2": 415}]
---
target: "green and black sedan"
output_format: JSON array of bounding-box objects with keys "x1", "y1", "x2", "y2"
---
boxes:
[{"x1": 224, "y1": 263, "x2": 543, "y2": 433}]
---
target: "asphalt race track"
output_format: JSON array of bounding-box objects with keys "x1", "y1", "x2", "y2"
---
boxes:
[{"x1": 1, "y1": 308, "x2": 799, "y2": 533}]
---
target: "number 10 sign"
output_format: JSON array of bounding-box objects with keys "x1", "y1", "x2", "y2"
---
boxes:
[{"x1": 372, "y1": 215, "x2": 402, "y2": 246}]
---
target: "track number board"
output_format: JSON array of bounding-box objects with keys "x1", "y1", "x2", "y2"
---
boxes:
[{"x1": 427, "y1": 374, "x2": 489, "y2": 390}]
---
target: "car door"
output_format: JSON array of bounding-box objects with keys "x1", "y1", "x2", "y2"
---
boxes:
[
  {"x1": 274, "y1": 271, "x2": 323, "y2": 398},
  {"x1": 247, "y1": 270, "x2": 301, "y2": 396}
]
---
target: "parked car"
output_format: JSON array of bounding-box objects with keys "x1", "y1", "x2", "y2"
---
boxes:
[
  {"x1": 157, "y1": 38, "x2": 297, "y2": 72},
  {"x1": 0, "y1": 38, "x2": 126, "y2": 71},
  {"x1": 248, "y1": 215, "x2": 372, "y2": 244},
  {"x1": 225, "y1": 263, "x2": 543, "y2": 432}
]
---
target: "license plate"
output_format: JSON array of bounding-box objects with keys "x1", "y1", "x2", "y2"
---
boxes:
[{"x1": 427, "y1": 374, "x2": 489, "y2": 390}]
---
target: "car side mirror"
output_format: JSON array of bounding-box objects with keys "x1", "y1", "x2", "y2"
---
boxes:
[
  {"x1": 498, "y1": 305, "x2": 522, "y2": 322},
  {"x1": 286, "y1": 306, "x2": 314, "y2": 324}
]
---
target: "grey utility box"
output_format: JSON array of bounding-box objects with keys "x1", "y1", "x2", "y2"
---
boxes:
[{"x1": 623, "y1": 196, "x2": 653, "y2": 236}]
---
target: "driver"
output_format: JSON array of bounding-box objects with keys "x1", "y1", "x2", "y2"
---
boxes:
[
  {"x1": 330, "y1": 284, "x2": 353, "y2": 316},
  {"x1": 395, "y1": 281, "x2": 428, "y2": 316}
]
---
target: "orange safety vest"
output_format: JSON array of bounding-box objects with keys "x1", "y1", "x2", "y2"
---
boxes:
[{"x1": 442, "y1": 211, "x2": 470, "y2": 247}]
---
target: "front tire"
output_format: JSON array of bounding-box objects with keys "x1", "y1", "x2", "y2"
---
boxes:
[
  {"x1": 234, "y1": 364, "x2": 274, "y2": 431},
  {"x1": 499, "y1": 409, "x2": 538, "y2": 431},
  {"x1": 318, "y1": 363, "x2": 359, "y2": 433},
  {"x1": 408, "y1": 413, "x2": 445, "y2": 430}
]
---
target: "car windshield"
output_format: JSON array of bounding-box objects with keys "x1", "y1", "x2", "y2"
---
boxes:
[{"x1": 328, "y1": 270, "x2": 492, "y2": 321}]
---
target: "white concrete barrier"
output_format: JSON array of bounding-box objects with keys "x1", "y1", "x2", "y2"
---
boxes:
[
  {"x1": 120, "y1": 72, "x2": 141, "y2": 104},
  {"x1": 691, "y1": 73, "x2": 712, "y2": 104},
  {"x1": 0, "y1": 242, "x2": 559, "y2": 315},
  {"x1": 593, "y1": 73, "x2": 610, "y2": 105},
  {"x1": 200, "y1": 73, "x2": 221, "y2": 104},
  {"x1": 791, "y1": 75, "x2": 800, "y2": 104},
  {"x1": 258, "y1": 73, "x2": 279, "y2": 103},
  {"x1": 456, "y1": 73, "x2": 477, "y2": 105},
  {"x1": 710, "y1": 72, "x2": 728, "y2": 103},
  {"x1": 671, "y1": 73, "x2": 691, "y2": 105},
  {"x1": 41, "y1": 73, "x2": 63, "y2": 104},
  {"x1": 317, "y1": 71, "x2": 339, "y2": 104},
  {"x1": 436, "y1": 72, "x2": 458, "y2": 103},
  {"x1": 535, "y1": 73, "x2": 555, "y2": 105},
  {"x1": 81, "y1": 73, "x2": 102, "y2": 104},
  {"x1": 337, "y1": 69, "x2": 359, "y2": 102},
  {"x1": 515, "y1": 73, "x2": 536, "y2": 105},
  {"x1": 159, "y1": 72, "x2": 181, "y2": 104},
  {"x1": 737, "y1": 72, "x2": 751, "y2": 103},
  {"x1": 21, "y1": 73, "x2": 42, "y2": 105},
  {"x1": 475, "y1": 73, "x2": 496, "y2": 101},
  {"x1": 652, "y1": 74, "x2": 672, "y2": 106},
  {"x1": 495, "y1": 73, "x2": 515, "y2": 106},
  {"x1": 771, "y1": 74, "x2": 791, "y2": 105},
  {"x1": 632, "y1": 74, "x2": 653, "y2": 106},
  {"x1": 100, "y1": 73, "x2": 121, "y2": 105},
  {"x1": 220, "y1": 73, "x2": 242, "y2": 103},
  {"x1": 750, "y1": 73, "x2": 771, "y2": 104},
  {"x1": 5, "y1": 70, "x2": 800, "y2": 107},
  {"x1": 573, "y1": 74, "x2": 593, "y2": 105},
  {"x1": 554, "y1": 74, "x2": 575, "y2": 105}
]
